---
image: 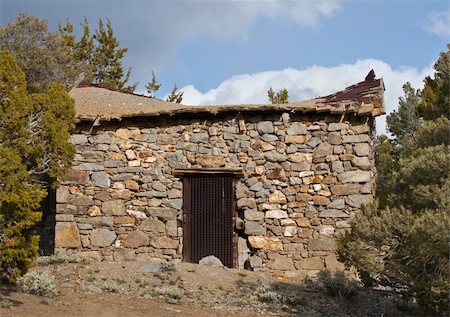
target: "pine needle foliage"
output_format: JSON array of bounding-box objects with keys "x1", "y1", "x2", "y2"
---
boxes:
[
  {"x1": 0, "y1": 51, "x2": 75, "y2": 284},
  {"x1": 339, "y1": 46, "x2": 450, "y2": 315}
]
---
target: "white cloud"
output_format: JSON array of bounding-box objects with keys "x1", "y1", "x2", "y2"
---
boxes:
[
  {"x1": 180, "y1": 59, "x2": 434, "y2": 134},
  {"x1": 423, "y1": 10, "x2": 450, "y2": 37}
]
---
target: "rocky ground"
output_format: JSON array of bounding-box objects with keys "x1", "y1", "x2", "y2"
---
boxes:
[{"x1": 0, "y1": 257, "x2": 412, "y2": 317}]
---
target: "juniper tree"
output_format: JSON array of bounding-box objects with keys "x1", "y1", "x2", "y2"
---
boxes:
[
  {"x1": 0, "y1": 51, "x2": 75, "y2": 283},
  {"x1": 145, "y1": 70, "x2": 161, "y2": 98},
  {"x1": 339, "y1": 46, "x2": 450, "y2": 315},
  {"x1": 166, "y1": 84, "x2": 184, "y2": 103},
  {"x1": 92, "y1": 19, "x2": 136, "y2": 92},
  {"x1": 0, "y1": 13, "x2": 87, "y2": 92},
  {"x1": 268, "y1": 87, "x2": 289, "y2": 104}
]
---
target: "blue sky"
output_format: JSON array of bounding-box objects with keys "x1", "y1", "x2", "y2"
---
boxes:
[{"x1": 1, "y1": 0, "x2": 449, "y2": 133}]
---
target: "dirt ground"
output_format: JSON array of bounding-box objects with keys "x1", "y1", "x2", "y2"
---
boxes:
[{"x1": 0, "y1": 258, "x2": 411, "y2": 317}]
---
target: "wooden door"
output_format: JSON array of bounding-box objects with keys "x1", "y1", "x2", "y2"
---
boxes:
[{"x1": 182, "y1": 174, "x2": 235, "y2": 268}]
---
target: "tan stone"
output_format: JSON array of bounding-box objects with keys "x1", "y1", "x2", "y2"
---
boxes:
[
  {"x1": 325, "y1": 255, "x2": 345, "y2": 271},
  {"x1": 313, "y1": 195, "x2": 330, "y2": 206},
  {"x1": 55, "y1": 222, "x2": 82, "y2": 248},
  {"x1": 296, "y1": 218, "x2": 311, "y2": 227},
  {"x1": 299, "y1": 257, "x2": 324, "y2": 270},
  {"x1": 270, "y1": 255, "x2": 295, "y2": 270},
  {"x1": 307, "y1": 238, "x2": 337, "y2": 251},
  {"x1": 295, "y1": 193, "x2": 313, "y2": 202},
  {"x1": 114, "y1": 216, "x2": 136, "y2": 225},
  {"x1": 248, "y1": 236, "x2": 283, "y2": 251},
  {"x1": 74, "y1": 251, "x2": 102, "y2": 262},
  {"x1": 88, "y1": 205, "x2": 101, "y2": 217},
  {"x1": 123, "y1": 230, "x2": 149, "y2": 248},
  {"x1": 268, "y1": 190, "x2": 287, "y2": 204},
  {"x1": 287, "y1": 201, "x2": 306, "y2": 208},
  {"x1": 331, "y1": 184, "x2": 361, "y2": 196},
  {"x1": 150, "y1": 236, "x2": 179, "y2": 249},
  {"x1": 267, "y1": 168, "x2": 286, "y2": 180},
  {"x1": 285, "y1": 135, "x2": 306, "y2": 144},
  {"x1": 196, "y1": 155, "x2": 225, "y2": 167},
  {"x1": 125, "y1": 180, "x2": 140, "y2": 191},
  {"x1": 297, "y1": 228, "x2": 313, "y2": 238},
  {"x1": 140, "y1": 219, "x2": 166, "y2": 233},
  {"x1": 115, "y1": 128, "x2": 132, "y2": 139},
  {"x1": 63, "y1": 170, "x2": 89, "y2": 185},
  {"x1": 280, "y1": 219, "x2": 296, "y2": 226}
]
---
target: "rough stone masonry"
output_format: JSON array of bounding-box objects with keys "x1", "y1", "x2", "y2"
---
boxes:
[{"x1": 53, "y1": 75, "x2": 384, "y2": 276}]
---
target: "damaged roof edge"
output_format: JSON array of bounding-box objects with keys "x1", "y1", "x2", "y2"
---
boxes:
[{"x1": 71, "y1": 72, "x2": 385, "y2": 122}]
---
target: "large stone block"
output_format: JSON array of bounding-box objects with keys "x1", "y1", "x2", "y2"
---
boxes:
[
  {"x1": 318, "y1": 209, "x2": 348, "y2": 218},
  {"x1": 265, "y1": 209, "x2": 288, "y2": 219},
  {"x1": 299, "y1": 257, "x2": 324, "y2": 270},
  {"x1": 325, "y1": 255, "x2": 345, "y2": 271},
  {"x1": 286, "y1": 122, "x2": 307, "y2": 135},
  {"x1": 55, "y1": 222, "x2": 81, "y2": 248},
  {"x1": 269, "y1": 255, "x2": 295, "y2": 271},
  {"x1": 245, "y1": 221, "x2": 267, "y2": 235},
  {"x1": 150, "y1": 236, "x2": 178, "y2": 249},
  {"x1": 196, "y1": 155, "x2": 225, "y2": 167},
  {"x1": 354, "y1": 143, "x2": 371, "y2": 156},
  {"x1": 342, "y1": 135, "x2": 370, "y2": 143},
  {"x1": 351, "y1": 157, "x2": 372, "y2": 170},
  {"x1": 70, "y1": 134, "x2": 88, "y2": 144},
  {"x1": 331, "y1": 184, "x2": 361, "y2": 195},
  {"x1": 56, "y1": 187, "x2": 70, "y2": 203},
  {"x1": 244, "y1": 210, "x2": 264, "y2": 221},
  {"x1": 248, "y1": 236, "x2": 283, "y2": 251},
  {"x1": 140, "y1": 219, "x2": 166, "y2": 233},
  {"x1": 91, "y1": 172, "x2": 110, "y2": 188},
  {"x1": 123, "y1": 230, "x2": 149, "y2": 248},
  {"x1": 307, "y1": 238, "x2": 337, "y2": 251},
  {"x1": 268, "y1": 190, "x2": 287, "y2": 204},
  {"x1": 237, "y1": 197, "x2": 257, "y2": 209},
  {"x1": 256, "y1": 121, "x2": 274, "y2": 134},
  {"x1": 146, "y1": 208, "x2": 178, "y2": 220},
  {"x1": 346, "y1": 194, "x2": 373, "y2": 208},
  {"x1": 63, "y1": 170, "x2": 89, "y2": 184},
  {"x1": 313, "y1": 143, "x2": 333, "y2": 158},
  {"x1": 102, "y1": 200, "x2": 126, "y2": 215},
  {"x1": 337, "y1": 171, "x2": 371, "y2": 183},
  {"x1": 90, "y1": 228, "x2": 116, "y2": 247},
  {"x1": 285, "y1": 135, "x2": 306, "y2": 144},
  {"x1": 70, "y1": 195, "x2": 94, "y2": 206}
]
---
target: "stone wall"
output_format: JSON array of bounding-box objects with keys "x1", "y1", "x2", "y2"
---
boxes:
[{"x1": 55, "y1": 111, "x2": 376, "y2": 273}]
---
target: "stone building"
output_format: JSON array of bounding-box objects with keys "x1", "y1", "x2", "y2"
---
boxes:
[{"x1": 53, "y1": 73, "x2": 384, "y2": 274}]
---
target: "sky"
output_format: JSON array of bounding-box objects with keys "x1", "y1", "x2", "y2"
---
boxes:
[{"x1": 1, "y1": 0, "x2": 449, "y2": 133}]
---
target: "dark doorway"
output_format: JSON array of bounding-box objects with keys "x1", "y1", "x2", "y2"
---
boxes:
[
  {"x1": 182, "y1": 174, "x2": 236, "y2": 268},
  {"x1": 36, "y1": 187, "x2": 56, "y2": 255}
]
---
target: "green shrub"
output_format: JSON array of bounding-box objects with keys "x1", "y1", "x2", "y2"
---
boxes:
[
  {"x1": 17, "y1": 271, "x2": 57, "y2": 297},
  {"x1": 317, "y1": 269, "x2": 359, "y2": 300},
  {"x1": 0, "y1": 298, "x2": 14, "y2": 309}
]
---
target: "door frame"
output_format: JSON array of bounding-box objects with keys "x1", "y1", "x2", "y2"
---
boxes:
[{"x1": 175, "y1": 168, "x2": 243, "y2": 268}]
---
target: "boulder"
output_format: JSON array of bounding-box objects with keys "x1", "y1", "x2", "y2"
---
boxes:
[
  {"x1": 90, "y1": 228, "x2": 116, "y2": 247},
  {"x1": 102, "y1": 200, "x2": 126, "y2": 215},
  {"x1": 123, "y1": 230, "x2": 149, "y2": 248},
  {"x1": 199, "y1": 255, "x2": 224, "y2": 267},
  {"x1": 55, "y1": 222, "x2": 81, "y2": 248},
  {"x1": 140, "y1": 219, "x2": 165, "y2": 233},
  {"x1": 91, "y1": 172, "x2": 110, "y2": 188},
  {"x1": 248, "y1": 236, "x2": 283, "y2": 251},
  {"x1": 256, "y1": 121, "x2": 274, "y2": 134}
]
